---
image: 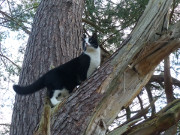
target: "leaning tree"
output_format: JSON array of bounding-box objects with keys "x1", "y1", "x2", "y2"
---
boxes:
[{"x1": 10, "y1": 0, "x2": 180, "y2": 135}]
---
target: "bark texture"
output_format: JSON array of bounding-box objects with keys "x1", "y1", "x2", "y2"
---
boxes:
[{"x1": 10, "y1": 0, "x2": 83, "y2": 134}]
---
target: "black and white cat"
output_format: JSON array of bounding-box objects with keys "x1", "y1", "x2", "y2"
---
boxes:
[{"x1": 13, "y1": 33, "x2": 101, "y2": 106}]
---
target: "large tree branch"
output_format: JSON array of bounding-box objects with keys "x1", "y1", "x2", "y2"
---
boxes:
[{"x1": 50, "y1": 0, "x2": 179, "y2": 134}]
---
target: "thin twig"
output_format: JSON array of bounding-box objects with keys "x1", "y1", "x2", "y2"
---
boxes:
[
  {"x1": 0, "y1": 123, "x2": 11, "y2": 126},
  {"x1": 0, "y1": 53, "x2": 21, "y2": 70}
]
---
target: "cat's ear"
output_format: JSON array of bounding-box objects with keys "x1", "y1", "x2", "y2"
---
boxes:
[
  {"x1": 82, "y1": 34, "x2": 86, "y2": 51},
  {"x1": 82, "y1": 34, "x2": 86, "y2": 41},
  {"x1": 91, "y1": 33, "x2": 97, "y2": 39}
]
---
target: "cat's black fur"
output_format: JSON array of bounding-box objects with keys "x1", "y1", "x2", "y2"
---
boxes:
[{"x1": 13, "y1": 33, "x2": 101, "y2": 106}]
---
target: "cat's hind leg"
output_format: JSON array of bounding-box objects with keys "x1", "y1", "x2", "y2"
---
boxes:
[
  {"x1": 50, "y1": 90, "x2": 61, "y2": 106},
  {"x1": 50, "y1": 89, "x2": 70, "y2": 106}
]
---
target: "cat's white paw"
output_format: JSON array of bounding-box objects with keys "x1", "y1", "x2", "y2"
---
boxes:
[{"x1": 50, "y1": 98, "x2": 61, "y2": 106}]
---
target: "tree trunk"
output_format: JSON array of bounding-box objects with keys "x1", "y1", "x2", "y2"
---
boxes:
[{"x1": 10, "y1": 0, "x2": 83, "y2": 135}]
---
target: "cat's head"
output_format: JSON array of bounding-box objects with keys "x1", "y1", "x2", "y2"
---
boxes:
[{"x1": 82, "y1": 33, "x2": 99, "y2": 51}]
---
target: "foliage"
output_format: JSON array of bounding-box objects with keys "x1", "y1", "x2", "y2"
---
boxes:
[
  {"x1": 84, "y1": 0, "x2": 149, "y2": 51},
  {"x1": 0, "y1": 0, "x2": 39, "y2": 34}
]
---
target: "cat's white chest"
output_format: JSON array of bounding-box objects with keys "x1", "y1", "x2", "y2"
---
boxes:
[{"x1": 86, "y1": 47, "x2": 101, "y2": 77}]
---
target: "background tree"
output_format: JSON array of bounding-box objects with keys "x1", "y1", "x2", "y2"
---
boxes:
[{"x1": 9, "y1": 0, "x2": 84, "y2": 134}]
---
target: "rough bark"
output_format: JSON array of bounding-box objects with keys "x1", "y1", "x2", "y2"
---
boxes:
[{"x1": 10, "y1": 0, "x2": 83, "y2": 134}]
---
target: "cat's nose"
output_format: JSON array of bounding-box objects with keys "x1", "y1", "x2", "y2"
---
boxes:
[{"x1": 86, "y1": 42, "x2": 90, "y2": 46}]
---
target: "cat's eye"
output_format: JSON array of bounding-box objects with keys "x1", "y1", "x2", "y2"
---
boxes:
[{"x1": 89, "y1": 39, "x2": 92, "y2": 43}]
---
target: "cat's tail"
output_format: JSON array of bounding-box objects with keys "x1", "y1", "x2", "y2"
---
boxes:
[{"x1": 13, "y1": 76, "x2": 45, "y2": 95}]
